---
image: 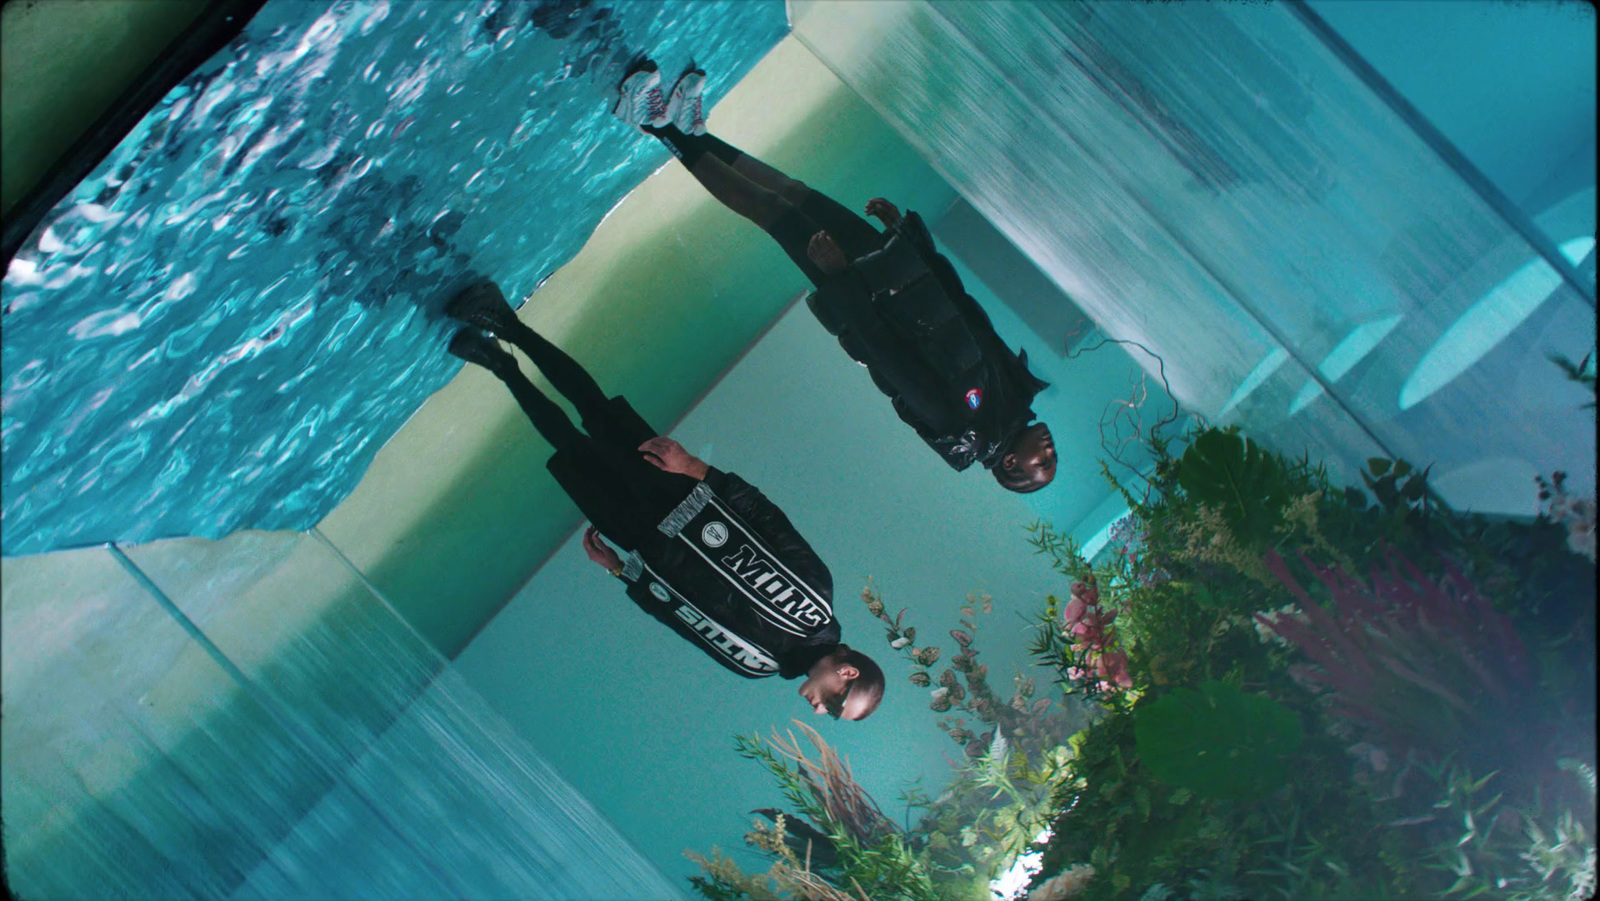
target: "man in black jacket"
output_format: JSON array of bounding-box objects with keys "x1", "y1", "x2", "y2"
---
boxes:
[
  {"x1": 615, "y1": 63, "x2": 1056, "y2": 493},
  {"x1": 444, "y1": 281, "x2": 884, "y2": 720}
]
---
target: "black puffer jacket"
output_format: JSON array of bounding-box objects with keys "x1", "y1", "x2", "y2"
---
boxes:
[
  {"x1": 806, "y1": 210, "x2": 1048, "y2": 472},
  {"x1": 615, "y1": 467, "x2": 840, "y2": 679}
]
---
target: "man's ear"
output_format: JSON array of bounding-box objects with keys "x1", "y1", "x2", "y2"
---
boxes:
[
  {"x1": 1000, "y1": 452, "x2": 1018, "y2": 472},
  {"x1": 837, "y1": 664, "x2": 861, "y2": 680}
]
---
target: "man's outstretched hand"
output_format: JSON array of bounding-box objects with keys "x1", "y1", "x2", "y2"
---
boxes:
[
  {"x1": 865, "y1": 197, "x2": 902, "y2": 228},
  {"x1": 807, "y1": 230, "x2": 850, "y2": 275},
  {"x1": 582, "y1": 526, "x2": 624, "y2": 573},
  {"x1": 638, "y1": 436, "x2": 710, "y2": 480}
]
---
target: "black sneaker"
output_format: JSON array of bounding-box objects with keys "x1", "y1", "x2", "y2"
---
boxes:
[
  {"x1": 446, "y1": 280, "x2": 521, "y2": 336},
  {"x1": 447, "y1": 328, "x2": 515, "y2": 372}
]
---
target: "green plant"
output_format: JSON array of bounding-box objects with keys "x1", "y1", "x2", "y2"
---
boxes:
[
  {"x1": 1025, "y1": 527, "x2": 1139, "y2": 706},
  {"x1": 862, "y1": 583, "x2": 1070, "y2": 757},
  {"x1": 1548, "y1": 351, "x2": 1596, "y2": 409},
  {"x1": 1401, "y1": 757, "x2": 1598, "y2": 900},
  {"x1": 688, "y1": 820, "x2": 864, "y2": 901},
  {"x1": 688, "y1": 722, "x2": 940, "y2": 901},
  {"x1": 1537, "y1": 471, "x2": 1597, "y2": 564},
  {"x1": 860, "y1": 583, "x2": 1082, "y2": 896},
  {"x1": 699, "y1": 418, "x2": 1595, "y2": 901},
  {"x1": 1175, "y1": 428, "x2": 1298, "y2": 551},
  {"x1": 1133, "y1": 680, "x2": 1304, "y2": 800},
  {"x1": 1027, "y1": 424, "x2": 1594, "y2": 900},
  {"x1": 1245, "y1": 804, "x2": 1381, "y2": 900}
]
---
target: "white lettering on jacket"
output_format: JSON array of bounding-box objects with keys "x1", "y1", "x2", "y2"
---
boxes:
[
  {"x1": 672, "y1": 495, "x2": 832, "y2": 637},
  {"x1": 670, "y1": 600, "x2": 780, "y2": 676}
]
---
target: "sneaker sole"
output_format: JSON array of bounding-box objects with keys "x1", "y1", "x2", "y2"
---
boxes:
[
  {"x1": 446, "y1": 282, "x2": 521, "y2": 335},
  {"x1": 447, "y1": 330, "x2": 510, "y2": 370}
]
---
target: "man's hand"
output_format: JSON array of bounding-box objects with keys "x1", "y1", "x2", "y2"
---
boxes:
[
  {"x1": 638, "y1": 436, "x2": 710, "y2": 480},
  {"x1": 806, "y1": 230, "x2": 850, "y2": 275},
  {"x1": 864, "y1": 197, "x2": 902, "y2": 228},
  {"x1": 582, "y1": 526, "x2": 624, "y2": 573}
]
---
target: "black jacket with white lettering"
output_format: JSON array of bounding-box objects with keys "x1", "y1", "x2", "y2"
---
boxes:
[{"x1": 614, "y1": 467, "x2": 840, "y2": 680}]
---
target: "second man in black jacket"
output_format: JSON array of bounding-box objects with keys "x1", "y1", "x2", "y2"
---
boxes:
[
  {"x1": 445, "y1": 281, "x2": 884, "y2": 720},
  {"x1": 616, "y1": 61, "x2": 1057, "y2": 494}
]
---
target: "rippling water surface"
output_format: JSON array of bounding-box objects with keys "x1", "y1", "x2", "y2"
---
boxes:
[{"x1": 0, "y1": 0, "x2": 787, "y2": 555}]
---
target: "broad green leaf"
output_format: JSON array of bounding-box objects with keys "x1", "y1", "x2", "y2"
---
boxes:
[
  {"x1": 1134, "y1": 681, "x2": 1304, "y2": 800},
  {"x1": 1402, "y1": 474, "x2": 1428, "y2": 501},
  {"x1": 1176, "y1": 429, "x2": 1291, "y2": 547}
]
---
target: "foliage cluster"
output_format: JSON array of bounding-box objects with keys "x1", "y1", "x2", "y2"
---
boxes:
[
  {"x1": 1548, "y1": 351, "x2": 1596, "y2": 410},
  {"x1": 863, "y1": 584, "x2": 1083, "y2": 899},
  {"x1": 687, "y1": 722, "x2": 939, "y2": 901},
  {"x1": 688, "y1": 590, "x2": 1088, "y2": 901},
  {"x1": 689, "y1": 424, "x2": 1595, "y2": 901},
  {"x1": 1028, "y1": 426, "x2": 1595, "y2": 900}
]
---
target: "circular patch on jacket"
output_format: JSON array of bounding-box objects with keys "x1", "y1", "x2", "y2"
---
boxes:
[
  {"x1": 701, "y1": 521, "x2": 729, "y2": 548},
  {"x1": 648, "y1": 581, "x2": 671, "y2": 602},
  {"x1": 965, "y1": 388, "x2": 983, "y2": 410}
]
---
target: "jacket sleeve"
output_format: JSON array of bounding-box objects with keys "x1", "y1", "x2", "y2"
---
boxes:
[
  {"x1": 703, "y1": 468, "x2": 834, "y2": 602},
  {"x1": 615, "y1": 557, "x2": 777, "y2": 680},
  {"x1": 614, "y1": 553, "x2": 674, "y2": 626}
]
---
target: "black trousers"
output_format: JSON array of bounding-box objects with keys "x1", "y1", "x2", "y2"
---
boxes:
[{"x1": 491, "y1": 324, "x2": 698, "y2": 552}]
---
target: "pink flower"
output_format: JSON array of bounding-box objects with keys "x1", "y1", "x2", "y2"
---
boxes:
[
  {"x1": 1068, "y1": 607, "x2": 1118, "y2": 652},
  {"x1": 1094, "y1": 650, "x2": 1133, "y2": 688},
  {"x1": 1568, "y1": 518, "x2": 1596, "y2": 561},
  {"x1": 1062, "y1": 596, "x2": 1088, "y2": 627}
]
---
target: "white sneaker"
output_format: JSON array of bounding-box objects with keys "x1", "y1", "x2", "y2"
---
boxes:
[
  {"x1": 665, "y1": 67, "x2": 706, "y2": 135},
  {"x1": 642, "y1": 84, "x2": 669, "y2": 128},
  {"x1": 611, "y1": 64, "x2": 663, "y2": 127}
]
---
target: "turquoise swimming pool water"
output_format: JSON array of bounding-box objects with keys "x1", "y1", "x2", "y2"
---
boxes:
[{"x1": 0, "y1": 0, "x2": 786, "y2": 556}]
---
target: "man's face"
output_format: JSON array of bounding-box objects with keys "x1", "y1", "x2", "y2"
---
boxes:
[
  {"x1": 798, "y1": 656, "x2": 862, "y2": 720},
  {"x1": 1004, "y1": 422, "x2": 1057, "y2": 488}
]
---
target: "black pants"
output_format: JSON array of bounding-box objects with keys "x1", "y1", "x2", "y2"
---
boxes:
[{"x1": 491, "y1": 323, "x2": 698, "y2": 552}]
